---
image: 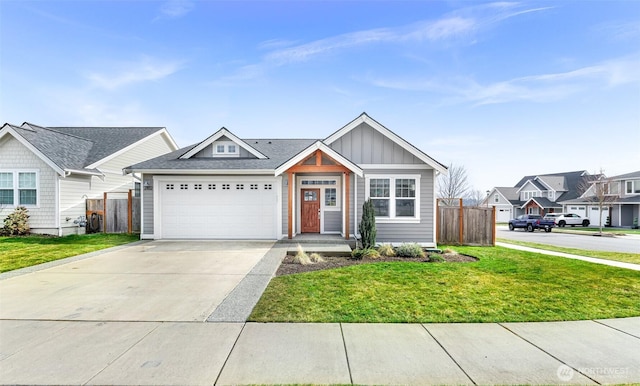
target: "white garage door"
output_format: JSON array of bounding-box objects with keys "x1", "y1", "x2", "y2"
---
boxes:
[
  {"x1": 588, "y1": 206, "x2": 609, "y2": 227},
  {"x1": 495, "y1": 207, "x2": 512, "y2": 222},
  {"x1": 567, "y1": 205, "x2": 587, "y2": 218},
  {"x1": 158, "y1": 177, "x2": 278, "y2": 239}
]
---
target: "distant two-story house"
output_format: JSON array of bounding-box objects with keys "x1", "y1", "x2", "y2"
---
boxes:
[
  {"x1": 483, "y1": 170, "x2": 597, "y2": 223},
  {"x1": 485, "y1": 169, "x2": 640, "y2": 227},
  {"x1": 562, "y1": 170, "x2": 640, "y2": 228}
]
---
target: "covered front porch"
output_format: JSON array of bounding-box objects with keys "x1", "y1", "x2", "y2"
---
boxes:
[{"x1": 275, "y1": 141, "x2": 363, "y2": 241}]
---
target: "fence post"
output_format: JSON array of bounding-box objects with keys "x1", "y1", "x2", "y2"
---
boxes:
[
  {"x1": 492, "y1": 206, "x2": 496, "y2": 245},
  {"x1": 103, "y1": 192, "x2": 107, "y2": 234},
  {"x1": 128, "y1": 189, "x2": 133, "y2": 234},
  {"x1": 459, "y1": 198, "x2": 464, "y2": 244}
]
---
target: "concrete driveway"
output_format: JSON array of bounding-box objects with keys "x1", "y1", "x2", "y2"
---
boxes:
[{"x1": 0, "y1": 240, "x2": 275, "y2": 322}]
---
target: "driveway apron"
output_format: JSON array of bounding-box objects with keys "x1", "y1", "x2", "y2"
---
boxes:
[{"x1": 0, "y1": 240, "x2": 274, "y2": 322}]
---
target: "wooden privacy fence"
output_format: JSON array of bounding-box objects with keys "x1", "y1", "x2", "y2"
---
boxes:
[
  {"x1": 86, "y1": 190, "x2": 140, "y2": 234},
  {"x1": 437, "y1": 198, "x2": 496, "y2": 246}
]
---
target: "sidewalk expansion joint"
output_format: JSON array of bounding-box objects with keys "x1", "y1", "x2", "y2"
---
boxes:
[
  {"x1": 214, "y1": 322, "x2": 247, "y2": 385},
  {"x1": 421, "y1": 324, "x2": 477, "y2": 385},
  {"x1": 593, "y1": 319, "x2": 640, "y2": 340},
  {"x1": 338, "y1": 323, "x2": 354, "y2": 385},
  {"x1": 497, "y1": 323, "x2": 601, "y2": 385}
]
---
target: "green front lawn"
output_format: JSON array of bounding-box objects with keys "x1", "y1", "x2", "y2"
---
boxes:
[
  {"x1": 497, "y1": 238, "x2": 640, "y2": 265},
  {"x1": 0, "y1": 234, "x2": 139, "y2": 273},
  {"x1": 249, "y1": 246, "x2": 640, "y2": 323}
]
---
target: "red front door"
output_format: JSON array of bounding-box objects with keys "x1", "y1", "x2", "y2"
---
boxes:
[{"x1": 301, "y1": 188, "x2": 320, "y2": 233}]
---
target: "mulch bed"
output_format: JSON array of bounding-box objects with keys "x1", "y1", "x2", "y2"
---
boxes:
[{"x1": 276, "y1": 253, "x2": 478, "y2": 276}]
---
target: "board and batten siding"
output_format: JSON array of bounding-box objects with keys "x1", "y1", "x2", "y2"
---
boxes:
[
  {"x1": 328, "y1": 122, "x2": 423, "y2": 165},
  {"x1": 0, "y1": 136, "x2": 58, "y2": 233},
  {"x1": 355, "y1": 169, "x2": 435, "y2": 244}
]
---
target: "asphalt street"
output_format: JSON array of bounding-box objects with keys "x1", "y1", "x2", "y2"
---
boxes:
[{"x1": 497, "y1": 225, "x2": 640, "y2": 253}]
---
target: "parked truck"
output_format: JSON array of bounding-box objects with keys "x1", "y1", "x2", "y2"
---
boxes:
[{"x1": 508, "y1": 214, "x2": 555, "y2": 232}]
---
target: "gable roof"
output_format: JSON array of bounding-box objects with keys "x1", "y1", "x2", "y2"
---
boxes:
[
  {"x1": 608, "y1": 170, "x2": 640, "y2": 180},
  {"x1": 274, "y1": 141, "x2": 363, "y2": 177},
  {"x1": 512, "y1": 170, "x2": 593, "y2": 203},
  {"x1": 125, "y1": 139, "x2": 317, "y2": 174},
  {"x1": 324, "y1": 112, "x2": 447, "y2": 174},
  {"x1": 0, "y1": 122, "x2": 174, "y2": 176},
  {"x1": 520, "y1": 197, "x2": 563, "y2": 209},
  {"x1": 179, "y1": 127, "x2": 267, "y2": 160},
  {"x1": 493, "y1": 187, "x2": 520, "y2": 203}
]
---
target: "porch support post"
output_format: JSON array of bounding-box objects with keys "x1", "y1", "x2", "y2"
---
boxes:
[
  {"x1": 288, "y1": 172, "x2": 293, "y2": 239},
  {"x1": 345, "y1": 172, "x2": 350, "y2": 240}
]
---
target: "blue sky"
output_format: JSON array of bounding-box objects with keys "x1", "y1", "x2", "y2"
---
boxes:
[{"x1": 1, "y1": 0, "x2": 638, "y2": 192}]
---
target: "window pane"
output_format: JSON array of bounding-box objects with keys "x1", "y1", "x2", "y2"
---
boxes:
[
  {"x1": 395, "y1": 179, "x2": 415, "y2": 198},
  {"x1": 370, "y1": 179, "x2": 389, "y2": 198},
  {"x1": 0, "y1": 190, "x2": 13, "y2": 205},
  {"x1": 19, "y1": 189, "x2": 36, "y2": 205},
  {"x1": 18, "y1": 172, "x2": 36, "y2": 189},
  {"x1": 325, "y1": 188, "x2": 336, "y2": 206},
  {"x1": 371, "y1": 198, "x2": 389, "y2": 217},
  {"x1": 396, "y1": 199, "x2": 415, "y2": 217},
  {"x1": 228, "y1": 145, "x2": 236, "y2": 153},
  {"x1": 216, "y1": 145, "x2": 225, "y2": 153},
  {"x1": 0, "y1": 173, "x2": 12, "y2": 188}
]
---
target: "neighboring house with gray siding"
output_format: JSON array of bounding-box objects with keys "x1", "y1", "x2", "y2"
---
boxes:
[
  {"x1": 125, "y1": 113, "x2": 448, "y2": 246},
  {"x1": 0, "y1": 122, "x2": 178, "y2": 235}
]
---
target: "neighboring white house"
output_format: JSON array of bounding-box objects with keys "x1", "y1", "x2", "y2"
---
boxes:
[
  {"x1": 0, "y1": 122, "x2": 178, "y2": 235},
  {"x1": 125, "y1": 113, "x2": 448, "y2": 246}
]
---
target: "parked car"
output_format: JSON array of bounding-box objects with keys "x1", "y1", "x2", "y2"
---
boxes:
[
  {"x1": 508, "y1": 214, "x2": 555, "y2": 232},
  {"x1": 543, "y1": 213, "x2": 590, "y2": 227}
]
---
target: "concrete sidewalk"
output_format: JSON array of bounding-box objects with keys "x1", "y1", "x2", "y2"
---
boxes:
[
  {"x1": 497, "y1": 241, "x2": 640, "y2": 271},
  {"x1": 1, "y1": 318, "x2": 638, "y2": 385}
]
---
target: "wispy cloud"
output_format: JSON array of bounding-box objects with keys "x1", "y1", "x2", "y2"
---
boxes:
[
  {"x1": 217, "y1": 2, "x2": 550, "y2": 83},
  {"x1": 86, "y1": 56, "x2": 184, "y2": 90},
  {"x1": 157, "y1": 0, "x2": 194, "y2": 19},
  {"x1": 368, "y1": 55, "x2": 640, "y2": 105},
  {"x1": 595, "y1": 20, "x2": 640, "y2": 40}
]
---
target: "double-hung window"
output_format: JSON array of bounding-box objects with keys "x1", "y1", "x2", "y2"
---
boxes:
[
  {"x1": 0, "y1": 171, "x2": 38, "y2": 207},
  {"x1": 366, "y1": 175, "x2": 420, "y2": 222}
]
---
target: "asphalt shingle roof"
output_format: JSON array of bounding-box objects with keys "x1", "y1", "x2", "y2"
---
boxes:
[
  {"x1": 126, "y1": 139, "x2": 318, "y2": 171},
  {"x1": 3, "y1": 123, "x2": 165, "y2": 172}
]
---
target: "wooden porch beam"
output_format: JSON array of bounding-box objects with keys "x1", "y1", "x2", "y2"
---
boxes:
[
  {"x1": 315, "y1": 150, "x2": 322, "y2": 166},
  {"x1": 288, "y1": 172, "x2": 293, "y2": 239},
  {"x1": 287, "y1": 164, "x2": 351, "y2": 174},
  {"x1": 345, "y1": 172, "x2": 350, "y2": 240}
]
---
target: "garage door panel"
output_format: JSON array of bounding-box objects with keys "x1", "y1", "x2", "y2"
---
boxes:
[{"x1": 159, "y1": 178, "x2": 278, "y2": 239}]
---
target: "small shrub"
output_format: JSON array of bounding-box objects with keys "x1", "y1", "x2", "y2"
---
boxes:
[
  {"x1": 394, "y1": 243, "x2": 426, "y2": 258},
  {"x1": 428, "y1": 253, "x2": 445, "y2": 263},
  {"x1": 293, "y1": 245, "x2": 312, "y2": 265},
  {"x1": 442, "y1": 248, "x2": 458, "y2": 255},
  {"x1": 351, "y1": 248, "x2": 380, "y2": 260},
  {"x1": 377, "y1": 244, "x2": 396, "y2": 257},
  {"x1": 309, "y1": 253, "x2": 326, "y2": 263},
  {"x1": 2, "y1": 206, "x2": 30, "y2": 236}
]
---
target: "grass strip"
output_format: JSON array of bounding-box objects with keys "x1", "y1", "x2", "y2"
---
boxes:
[
  {"x1": 497, "y1": 238, "x2": 640, "y2": 265},
  {"x1": 249, "y1": 246, "x2": 640, "y2": 323},
  {"x1": 0, "y1": 234, "x2": 139, "y2": 273}
]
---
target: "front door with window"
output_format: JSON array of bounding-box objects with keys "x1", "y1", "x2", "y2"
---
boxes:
[{"x1": 301, "y1": 188, "x2": 320, "y2": 233}]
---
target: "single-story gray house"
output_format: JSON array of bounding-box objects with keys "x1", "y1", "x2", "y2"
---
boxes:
[
  {"x1": 125, "y1": 113, "x2": 448, "y2": 246},
  {"x1": 0, "y1": 122, "x2": 178, "y2": 235}
]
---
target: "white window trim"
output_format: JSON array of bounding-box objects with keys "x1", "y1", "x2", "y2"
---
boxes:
[
  {"x1": 626, "y1": 180, "x2": 640, "y2": 195},
  {"x1": 298, "y1": 177, "x2": 341, "y2": 212},
  {"x1": 0, "y1": 170, "x2": 40, "y2": 208},
  {"x1": 365, "y1": 174, "x2": 420, "y2": 223},
  {"x1": 212, "y1": 141, "x2": 240, "y2": 157}
]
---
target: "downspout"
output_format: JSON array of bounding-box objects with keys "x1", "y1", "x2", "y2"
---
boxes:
[
  {"x1": 56, "y1": 171, "x2": 71, "y2": 236},
  {"x1": 354, "y1": 174, "x2": 358, "y2": 240}
]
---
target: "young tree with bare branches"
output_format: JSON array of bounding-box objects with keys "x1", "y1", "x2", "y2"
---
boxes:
[
  {"x1": 578, "y1": 170, "x2": 618, "y2": 234},
  {"x1": 437, "y1": 163, "x2": 469, "y2": 206}
]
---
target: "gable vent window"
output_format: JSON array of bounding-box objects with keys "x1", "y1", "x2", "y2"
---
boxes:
[
  {"x1": 222, "y1": 184, "x2": 230, "y2": 190},
  {"x1": 180, "y1": 184, "x2": 188, "y2": 190},
  {"x1": 194, "y1": 184, "x2": 202, "y2": 190},
  {"x1": 264, "y1": 184, "x2": 272, "y2": 190},
  {"x1": 208, "y1": 184, "x2": 216, "y2": 190},
  {"x1": 216, "y1": 145, "x2": 225, "y2": 153},
  {"x1": 250, "y1": 184, "x2": 258, "y2": 190},
  {"x1": 228, "y1": 145, "x2": 236, "y2": 153},
  {"x1": 236, "y1": 184, "x2": 244, "y2": 190},
  {"x1": 166, "y1": 184, "x2": 174, "y2": 190}
]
